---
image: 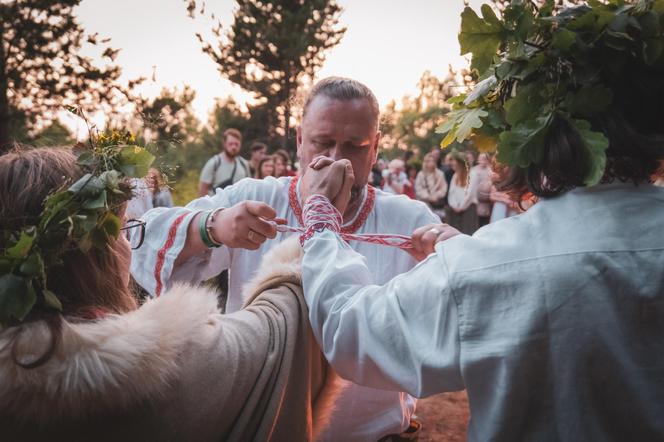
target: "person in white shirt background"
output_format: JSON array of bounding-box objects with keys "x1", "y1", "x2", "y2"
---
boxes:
[
  {"x1": 382, "y1": 158, "x2": 409, "y2": 195},
  {"x1": 131, "y1": 77, "x2": 443, "y2": 441},
  {"x1": 471, "y1": 153, "x2": 493, "y2": 227},
  {"x1": 415, "y1": 152, "x2": 448, "y2": 219},
  {"x1": 125, "y1": 177, "x2": 153, "y2": 220},
  {"x1": 445, "y1": 150, "x2": 478, "y2": 234}
]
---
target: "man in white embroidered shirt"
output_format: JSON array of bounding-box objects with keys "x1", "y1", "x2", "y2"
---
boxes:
[{"x1": 131, "y1": 77, "x2": 444, "y2": 441}]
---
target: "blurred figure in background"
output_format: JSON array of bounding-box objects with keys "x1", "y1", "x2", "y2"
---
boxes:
[
  {"x1": 430, "y1": 148, "x2": 442, "y2": 170},
  {"x1": 415, "y1": 152, "x2": 447, "y2": 219},
  {"x1": 465, "y1": 150, "x2": 477, "y2": 168},
  {"x1": 273, "y1": 149, "x2": 295, "y2": 177},
  {"x1": 125, "y1": 177, "x2": 153, "y2": 220},
  {"x1": 369, "y1": 157, "x2": 386, "y2": 187},
  {"x1": 472, "y1": 153, "x2": 493, "y2": 227},
  {"x1": 446, "y1": 150, "x2": 478, "y2": 234},
  {"x1": 404, "y1": 162, "x2": 418, "y2": 199},
  {"x1": 382, "y1": 158, "x2": 408, "y2": 194},
  {"x1": 147, "y1": 168, "x2": 173, "y2": 208},
  {"x1": 248, "y1": 142, "x2": 268, "y2": 176},
  {"x1": 255, "y1": 155, "x2": 275, "y2": 179},
  {"x1": 443, "y1": 152, "x2": 455, "y2": 189},
  {"x1": 199, "y1": 128, "x2": 250, "y2": 196}
]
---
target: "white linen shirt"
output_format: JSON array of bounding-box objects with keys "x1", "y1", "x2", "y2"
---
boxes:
[
  {"x1": 302, "y1": 183, "x2": 664, "y2": 441},
  {"x1": 447, "y1": 172, "x2": 478, "y2": 211},
  {"x1": 131, "y1": 175, "x2": 439, "y2": 441}
]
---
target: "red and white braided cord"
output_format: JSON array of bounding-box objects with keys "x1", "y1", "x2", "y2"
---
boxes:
[{"x1": 285, "y1": 194, "x2": 413, "y2": 249}]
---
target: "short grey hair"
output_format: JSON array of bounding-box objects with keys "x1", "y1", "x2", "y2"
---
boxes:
[{"x1": 302, "y1": 76, "x2": 380, "y2": 127}]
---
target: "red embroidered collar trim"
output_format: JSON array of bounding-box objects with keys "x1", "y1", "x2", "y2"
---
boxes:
[{"x1": 288, "y1": 176, "x2": 375, "y2": 235}]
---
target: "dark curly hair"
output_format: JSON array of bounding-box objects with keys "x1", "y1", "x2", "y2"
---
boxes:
[{"x1": 494, "y1": 57, "x2": 664, "y2": 201}]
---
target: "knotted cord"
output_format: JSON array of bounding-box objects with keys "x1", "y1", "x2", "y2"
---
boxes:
[{"x1": 271, "y1": 194, "x2": 413, "y2": 250}]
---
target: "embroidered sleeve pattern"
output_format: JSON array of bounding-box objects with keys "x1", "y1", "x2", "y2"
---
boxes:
[{"x1": 299, "y1": 195, "x2": 342, "y2": 246}]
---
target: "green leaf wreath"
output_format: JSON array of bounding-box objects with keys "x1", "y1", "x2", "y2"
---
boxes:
[
  {"x1": 0, "y1": 130, "x2": 155, "y2": 327},
  {"x1": 438, "y1": 0, "x2": 664, "y2": 186}
]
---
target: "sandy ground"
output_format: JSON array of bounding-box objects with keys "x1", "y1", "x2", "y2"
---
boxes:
[{"x1": 416, "y1": 391, "x2": 470, "y2": 441}]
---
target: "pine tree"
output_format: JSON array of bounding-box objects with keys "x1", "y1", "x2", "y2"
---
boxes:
[
  {"x1": 0, "y1": 0, "x2": 133, "y2": 152},
  {"x1": 189, "y1": 0, "x2": 346, "y2": 151}
]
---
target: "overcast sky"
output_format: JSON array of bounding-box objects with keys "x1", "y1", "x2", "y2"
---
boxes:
[{"x1": 72, "y1": 0, "x2": 485, "y2": 126}]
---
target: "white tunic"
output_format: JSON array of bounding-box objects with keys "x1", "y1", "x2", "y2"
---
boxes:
[
  {"x1": 131, "y1": 175, "x2": 439, "y2": 441},
  {"x1": 447, "y1": 172, "x2": 478, "y2": 211},
  {"x1": 301, "y1": 183, "x2": 664, "y2": 441}
]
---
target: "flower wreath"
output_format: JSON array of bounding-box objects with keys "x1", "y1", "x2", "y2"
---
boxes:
[{"x1": 0, "y1": 131, "x2": 155, "y2": 327}]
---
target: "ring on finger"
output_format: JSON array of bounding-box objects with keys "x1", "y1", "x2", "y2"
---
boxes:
[
  {"x1": 429, "y1": 227, "x2": 442, "y2": 236},
  {"x1": 248, "y1": 230, "x2": 256, "y2": 242}
]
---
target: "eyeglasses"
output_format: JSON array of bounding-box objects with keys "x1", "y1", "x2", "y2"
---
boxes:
[{"x1": 121, "y1": 219, "x2": 146, "y2": 250}]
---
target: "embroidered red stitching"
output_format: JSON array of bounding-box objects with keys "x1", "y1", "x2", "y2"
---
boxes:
[
  {"x1": 154, "y1": 212, "x2": 189, "y2": 297},
  {"x1": 288, "y1": 176, "x2": 375, "y2": 234}
]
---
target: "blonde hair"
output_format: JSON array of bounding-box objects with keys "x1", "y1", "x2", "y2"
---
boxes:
[{"x1": 451, "y1": 151, "x2": 469, "y2": 187}]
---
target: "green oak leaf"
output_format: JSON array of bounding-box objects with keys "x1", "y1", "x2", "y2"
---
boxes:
[
  {"x1": 455, "y1": 108, "x2": 488, "y2": 142},
  {"x1": 539, "y1": 0, "x2": 555, "y2": 16},
  {"x1": 439, "y1": 129, "x2": 458, "y2": 149},
  {"x1": 7, "y1": 231, "x2": 35, "y2": 259},
  {"x1": 447, "y1": 94, "x2": 467, "y2": 105},
  {"x1": 0, "y1": 274, "x2": 36, "y2": 326},
  {"x1": 82, "y1": 189, "x2": 107, "y2": 210},
  {"x1": 572, "y1": 119, "x2": 609, "y2": 186},
  {"x1": 436, "y1": 108, "x2": 488, "y2": 147},
  {"x1": 459, "y1": 5, "x2": 505, "y2": 73},
  {"x1": 497, "y1": 115, "x2": 551, "y2": 167},
  {"x1": 69, "y1": 174, "x2": 105, "y2": 197},
  {"x1": 43, "y1": 289, "x2": 63, "y2": 311},
  {"x1": 567, "y1": 10, "x2": 597, "y2": 31},
  {"x1": 435, "y1": 115, "x2": 458, "y2": 136},
  {"x1": 76, "y1": 151, "x2": 96, "y2": 168},
  {"x1": 552, "y1": 28, "x2": 577, "y2": 51},
  {"x1": 99, "y1": 212, "x2": 121, "y2": 239},
  {"x1": 118, "y1": 146, "x2": 155, "y2": 178},
  {"x1": 504, "y1": 83, "x2": 545, "y2": 126},
  {"x1": 18, "y1": 253, "x2": 44, "y2": 278}
]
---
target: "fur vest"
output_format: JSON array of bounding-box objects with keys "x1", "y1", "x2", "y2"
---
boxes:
[{"x1": 0, "y1": 239, "x2": 340, "y2": 441}]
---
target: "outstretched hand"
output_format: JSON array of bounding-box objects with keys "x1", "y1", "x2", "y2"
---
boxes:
[
  {"x1": 407, "y1": 223, "x2": 461, "y2": 261},
  {"x1": 210, "y1": 201, "x2": 284, "y2": 250},
  {"x1": 300, "y1": 156, "x2": 355, "y2": 214}
]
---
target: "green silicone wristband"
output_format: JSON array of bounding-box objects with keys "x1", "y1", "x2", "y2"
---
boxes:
[{"x1": 199, "y1": 211, "x2": 219, "y2": 248}]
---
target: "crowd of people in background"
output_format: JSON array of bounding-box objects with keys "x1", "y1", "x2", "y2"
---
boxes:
[
  {"x1": 128, "y1": 125, "x2": 664, "y2": 234},
  {"x1": 368, "y1": 147, "x2": 519, "y2": 235}
]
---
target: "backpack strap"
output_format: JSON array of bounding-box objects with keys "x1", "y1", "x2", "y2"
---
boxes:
[{"x1": 211, "y1": 154, "x2": 222, "y2": 184}]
